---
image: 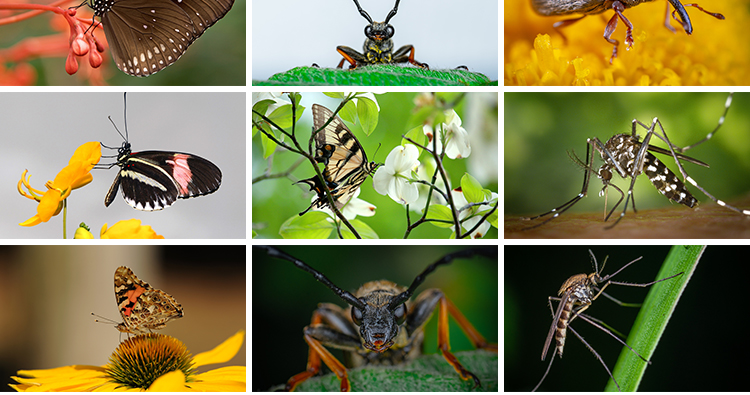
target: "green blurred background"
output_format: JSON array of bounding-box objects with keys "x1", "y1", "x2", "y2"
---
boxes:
[
  {"x1": 252, "y1": 92, "x2": 498, "y2": 239},
  {"x1": 252, "y1": 245, "x2": 498, "y2": 391},
  {"x1": 505, "y1": 93, "x2": 750, "y2": 218}
]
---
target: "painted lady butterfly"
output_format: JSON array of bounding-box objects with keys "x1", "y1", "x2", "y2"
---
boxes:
[{"x1": 113, "y1": 266, "x2": 183, "y2": 334}]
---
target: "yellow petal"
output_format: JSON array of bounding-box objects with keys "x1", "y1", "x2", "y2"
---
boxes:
[
  {"x1": 148, "y1": 370, "x2": 189, "y2": 391},
  {"x1": 192, "y1": 331, "x2": 245, "y2": 367}
]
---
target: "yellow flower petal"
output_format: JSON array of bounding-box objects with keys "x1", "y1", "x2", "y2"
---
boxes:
[
  {"x1": 100, "y1": 219, "x2": 165, "y2": 239},
  {"x1": 189, "y1": 367, "x2": 247, "y2": 391},
  {"x1": 148, "y1": 370, "x2": 189, "y2": 391},
  {"x1": 192, "y1": 331, "x2": 245, "y2": 368},
  {"x1": 505, "y1": 0, "x2": 750, "y2": 85}
]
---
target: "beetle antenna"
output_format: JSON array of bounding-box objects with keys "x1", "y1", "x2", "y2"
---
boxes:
[
  {"x1": 384, "y1": 0, "x2": 400, "y2": 24},
  {"x1": 257, "y1": 246, "x2": 367, "y2": 309},
  {"x1": 388, "y1": 247, "x2": 497, "y2": 310},
  {"x1": 351, "y1": 0, "x2": 373, "y2": 23}
]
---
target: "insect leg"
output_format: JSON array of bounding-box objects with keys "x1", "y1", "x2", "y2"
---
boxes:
[
  {"x1": 567, "y1": 325, "x2": 621, "y2": 391},
  {"x1": 575, "y1": 313, "x2": 650, "y2": 364},
  {"x1": 284, "y1": 304, "x2": 360, "y2": 392},
  {"x1": 550, "y1": 15, "x2": 586, "y2": 45},
  {"x1": 603, "y1": 1, "x2": 634, "y2": 64},
  {"x1": 336, "y1": 46, "x2": 367, "y2": 69},
  {"x1": 670, "y1": 3, "x2": 725, "y2": 33},
  {"x1": 408, "y1": 289, "x2": 496, "y2": 388},
  {"x1": 521, "y1": 139, "x2": 596, "y2": 229},
  {"x1": 675, "y1": 93, "x2": 732, "y2": 152},
  {"x1": 391, "y1": 45, "x2": 429, "y2": 69},
  {"x1": 646, "y1": 117, "x2": 750, "y2": 216}
]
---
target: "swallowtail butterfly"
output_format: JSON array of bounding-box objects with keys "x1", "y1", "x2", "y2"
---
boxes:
[
  {"x1": 101, "y1": 94, "x2": 222, "y2": 211},
  {"x1": 86, "y1": 0, "x2": 235, "y2": 76},
  {"x1": 296, "y1": 104, "x2": 380, "y2": 215}
]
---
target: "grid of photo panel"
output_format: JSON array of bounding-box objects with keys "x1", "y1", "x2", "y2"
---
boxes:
[{"x1": 9, "y1": 0, "x2": 748, "y2": 392}]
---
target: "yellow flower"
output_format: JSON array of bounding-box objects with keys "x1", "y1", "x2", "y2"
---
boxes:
[
  {"x1": 505, "y1": 0, "x2": 750, "y2": 85},
  {"x1": 10, "y1": 331, "x2": 246, "y2": 392},
  {"x1": 100, "y1": 219, "x2": 165, "y2": 239},
  {"x1": 18, "y1": 142, "x2": 101, "y2": 226}
]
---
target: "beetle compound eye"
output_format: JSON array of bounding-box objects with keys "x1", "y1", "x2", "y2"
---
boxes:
[
  {"x1": 393, "y1": 303, "x2": 406, "y2": 325},
  {"x1": 385, "y1": 26, "x2": 395, "y2": 39},
  {"x1": 351, "y1": 306, "x2": 363, "y2": 326}
]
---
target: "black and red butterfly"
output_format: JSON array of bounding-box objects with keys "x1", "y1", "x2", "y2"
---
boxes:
[
  {"x1": 84, "y1": 0, "x2": 234, "y2": 76},
  {"x1": 100, "y1": 94, "x2": 222, "y2": 211}
]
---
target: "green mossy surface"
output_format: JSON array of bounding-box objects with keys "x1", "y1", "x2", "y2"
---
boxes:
[
  {"x1": 253, "y1": 65, "x2": 495, "y2": 86},
  {"x1": 272, "y1": 349, "x2": 498, "y2": 392}
]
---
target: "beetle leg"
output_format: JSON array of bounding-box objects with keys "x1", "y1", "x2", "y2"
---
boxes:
[
  {"x1": 337, "y1": 46, "x2": 367, "y2": 69},
  {"x1": 407, "y1": 289, "x2": 497, "y2": 388},
  {"x1": 391, "y1": 44, "x2": 429, "y2": 69},
  {"x1": 550, "y1": 15, "x2": 585, "y2": 45},
  {"x1": 285, "y1": 303, "x2": 360, "y2": 392},
  {"x1": 603, "y1": 1, "x2": 634, "y2": 64}
]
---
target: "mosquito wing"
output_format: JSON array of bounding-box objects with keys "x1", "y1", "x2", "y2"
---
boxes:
[
  {"x1": 646, "y1": 144, "x2": 709, "y2": 167},
  {"x1": 541, "y1": 290, "x2": 572, "y2": 361}
]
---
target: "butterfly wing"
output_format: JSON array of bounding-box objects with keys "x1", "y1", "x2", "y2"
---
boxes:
[
  {"x1": 297, "y1": 104, "x2": 379, "y2": 215},
  {"x1": 114, "y1": 266, "x2": 183, "y2": 334},
  {"x1": 95, "y1": 0, "x2": 234, "y2": 76},
  {"x1": 107, "y1": 151, "x2": 222, "y2": 211},
  {"x1": 312, "y1": 104, "x2": 369, "y2": 184},
  {"x1": 174, "y1": 0, "x2": 235, "y2": 37}
]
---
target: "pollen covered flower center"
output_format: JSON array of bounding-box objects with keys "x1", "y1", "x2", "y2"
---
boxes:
[{"x1": 106, "y1": 333, "x2": 194, "y2": 389}]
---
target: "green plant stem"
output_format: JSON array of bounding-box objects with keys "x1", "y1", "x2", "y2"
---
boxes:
[{"x1": 605, "y1": 245, "x2": 704, "y2": 391}]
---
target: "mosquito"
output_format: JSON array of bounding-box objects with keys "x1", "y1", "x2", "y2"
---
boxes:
[
  {"x1": 532, "y1": 250, "x2": 684, "y2": 392},
  {"x1": 522, "y1": 93, "x2": 750, "y2": 230}
]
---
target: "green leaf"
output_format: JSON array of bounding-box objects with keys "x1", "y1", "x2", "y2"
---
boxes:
[
  {"x1": 605, "y1": 245, "x2": 704, "y2": 391},
  {"x1": 357, "y1": 98, "x2": 379, "y2": 136},
  {"x1": 255, "y1": 65, "x2": 496, "y2": 86},
  {"x1": 402, "y1": 125, "x2": 426, "y2": 149},
  {"x1": 279, "y1": 212, "x2": 334, "y2": 239},
  {"x1": 425, "y1": 204, "x2": 454, "y2": 228},
  {"x1": 461, "y1": 173, "x2": 484, "y2": 204},
  {"x1": 277, "y1": 350, "x2": 497, "y2": 392},
  {"x1": 260, "y1": 130, "x2": 278, "y2": 159},
  {"x1": 340, "y1": 219, "x2": 379, "y2": 239}
]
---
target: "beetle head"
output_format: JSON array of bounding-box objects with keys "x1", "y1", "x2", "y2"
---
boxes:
[{"x1": 351, "y1": 289, "x2": 407, "y2": 352}]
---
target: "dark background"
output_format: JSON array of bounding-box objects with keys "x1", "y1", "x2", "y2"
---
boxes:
[
  {"x1": 252, "y1": 245, "x2": 498, "y2": 391},
  {"x1": 505, "y1": 245, "x2": 747, "y2": 391}
]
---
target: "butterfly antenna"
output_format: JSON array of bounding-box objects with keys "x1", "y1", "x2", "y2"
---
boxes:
[{"x1": 123, "y1": 92, "x2": 129, "y2": 142}]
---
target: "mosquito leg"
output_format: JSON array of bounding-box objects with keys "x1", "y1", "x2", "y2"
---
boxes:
[
  {"x1": 521, "y1": 140, "x2": 595, "y2": 229},
  {"x1": 675, "y1": 93, "x2": 732, "y2": 153},
  {"x1": 531, "y1": 352, "x2": 556, "y2": 392},
  {"x1": 576, "y1": 313, "x2": 650, "y2": 364},
  {"x1": 568, "y1": 325, "x2": 621, "y2": 391},
  {"x1": 650, "y1": 118, "x2": 750, "y2": 216}
]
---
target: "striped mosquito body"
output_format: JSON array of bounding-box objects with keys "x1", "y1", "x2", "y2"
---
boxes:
[
  {"x1": 522, "y1": 93, "x2": 750, "y2": 230},
  {"x1": 547, "y1": 274, "x2": 595, "y2": 360},
  {"x1": 533, "y1": 250, "x2": 684, "y2": 392}
]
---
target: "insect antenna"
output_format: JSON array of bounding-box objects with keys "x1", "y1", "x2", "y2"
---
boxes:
[
  {"x1": 384, "y1": 0, "x2": 401, "y2": 24},
  {"x1": 351, "y1": 0, "x2": 373, "y2": 23},
  {"x1": 257, "y1": 246, "x2": 366, "y2": 309},
  {"x1": 388, "y1": 247, "x2": 496, "y2": 310}
]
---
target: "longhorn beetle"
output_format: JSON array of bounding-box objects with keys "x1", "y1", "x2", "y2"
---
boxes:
[
  {"x1": 520, "y1": 93, "x2": 750, "y2": 230},
  {"x1": 531, "y1": 0, "x2": 724, "y2": 63},
  {"x1": 335, "y1": 0, "x2": 428, "y2": 70},
  {"x1": 258, "y1": 246, "x2": 498, "y2": 391},
  {"x1": 532, "y1": 249, "x2": 683, "y2": 391}
]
